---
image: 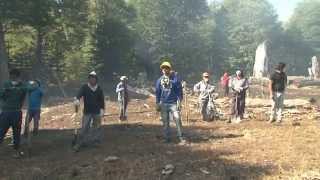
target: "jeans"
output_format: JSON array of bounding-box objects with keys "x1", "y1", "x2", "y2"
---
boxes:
[
  {"x1": 0, "y1": 111, "x2": 22, "y2": 150},
  {"x1": 77, "y1": 113, "x2": 103, "y2": 146},
  {"x1": 270, "y1": 92, "x2": 284, "y2": 121},
  {"x1": 160, "y1": 103, "x2": 183, "y2": 141},
  {"x1": 25, "y1": 109, "x2": 41, "y2": 134}
]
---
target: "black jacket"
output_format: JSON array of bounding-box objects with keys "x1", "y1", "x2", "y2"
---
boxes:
[{"x1": 76, "y1": 84, "x2": 105, "y2": 114}]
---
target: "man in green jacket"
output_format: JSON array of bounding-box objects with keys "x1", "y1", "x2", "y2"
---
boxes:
[{"x1": 0, "y1": 69, "x2": 30, "y2": 158}]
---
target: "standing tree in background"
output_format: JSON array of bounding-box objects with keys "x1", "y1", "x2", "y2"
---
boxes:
[
  {"x1": 92, "y1": 0, "x2": 136, "y2": 81},
  {"x1": 0, "y1": 0, "x2": 25, "y2": 85},
  {"x1": 130, "y1": 0, "x2": 210, "y2": 80},
  {"x1": 222, "y1": 0, "x2": 282, "y2": 73},
  {"x1": 288, "y1": 0, "x2": 320, "y2": 56},
  {"x1": 23, "y1": 0, "x2": 56, "y2": 79}
]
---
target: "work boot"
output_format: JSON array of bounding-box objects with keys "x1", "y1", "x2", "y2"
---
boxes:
[
  {"x1": 72, "y1": 144, "x2": 81, "y2": 153},
  {"x1": 268, "y1": 119, "x2": 275, "y2": 124},
  {"x1": 235, "y1": 117, "x2": 242, "y2": 124},
  {"x1": 276, "y1": 119, "x2": 282, "y2": 124},
  {"x1": 33, "y1": 130, "x2": 39, "y2": 136},
  {"x1": 13, "y1": 150, "x2": 24, "y2": 159},
  {"x1": 178, "y1": 138, "x2": 187, "y2": 146}
]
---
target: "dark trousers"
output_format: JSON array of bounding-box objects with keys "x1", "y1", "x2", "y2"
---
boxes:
[
  {"x1": 200, "y1": 98, "x2": 209, "y2": 121},
  {"x1": 25, "y1": 109, "x2": 41, "y2": 134},
  {"x1": 223, "y1": 86, "x2": 229, "y2": 97},
  {"x1": 0, "y1": 111, "x2": 22, "y2": 150},
  {"x1": 119, "y1": 99, "x2": 128, "y2": 120},
  {"x1": 230, "y1": 93, "x2": 246, "y2": 118}
]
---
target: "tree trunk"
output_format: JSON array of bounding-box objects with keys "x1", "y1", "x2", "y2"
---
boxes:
[
  {"x1": 0, "y1": 23, "x2": 9, "y2": 86},
  {"x1": 33, "y1": 29, "x2": 45, "y2": 79}
]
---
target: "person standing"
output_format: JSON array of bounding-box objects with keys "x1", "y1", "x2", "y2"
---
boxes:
[
  {"x1": 73, "y1": 71, "x2": 105, "y2": 152},
  {"x1": 193, "y1": 72, "x2": 215, "y2": 121},
  {"x1": 116, "y1": 76, "x2": 129, "y2": 121},
  {"x1": 156, "y1": 60, "x2": 186, "y2": 144},
  {"x1": 0, "y1": 69, "x2": 31, "y2": 158},
  {"x1": 229, "y1": 70, "x2": 249, "y2": 123},
  {"x1": 220, "y1": 72, "x2": 230, "y2": 97},
  {"x1": 24, "y1": 80, "x2": 43, "y2": 136},
  {"x1": 269, "y1": 63, "x2": 287, "y2": 123}
]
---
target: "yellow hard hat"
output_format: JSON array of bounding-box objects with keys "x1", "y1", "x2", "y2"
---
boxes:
[{"x1": 160, "y1": 61, "x2": 172, "y2": 69}]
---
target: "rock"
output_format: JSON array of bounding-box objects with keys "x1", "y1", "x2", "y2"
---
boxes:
[
  {"x1": 166, "y1": 151, "x2": 174, "y2": 155},
  {"x1": 143, "y1": 104, "x2": 150, "y2": 109},
  {"x1": 104, "y1": 156, "x2": 120, "y2": 162},
  {"x1": 253, "y1": 41, "x2": 270, "y2": 78},
  {"x1": 162, "y1": 164, "x2": 175, "y2": 175},
  {"x1": 199, "y1": 167, "x2": 210, "y2": 175},
  {"x1": 292, "y1": 121, "x2": 301, "y2": 126},
  {"x1": 309, "y1": 98, "x2": 317, "y2": 104}
]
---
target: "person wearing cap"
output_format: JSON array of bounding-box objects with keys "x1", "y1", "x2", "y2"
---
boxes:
[
  {"x1": 229, "y1": 70, "x2": 249, "y2": 123},
  {"x1": 156, "y1": 60, "x2": 186, "y2": 144},
  {"x1": 24, "y1": 80, "x2": 43, "y2": 136},
  {"x1": 220, "y1": 72, "x2": 230, "y2": 97},
  {"x1": 193, "y1": 72, "x2": 215, "y2": 121},
  {"x1": 269, "y1": 62, "x2": 287, "y2": 123},
  {"x1": 116, "y1": 76, "x2": 129, "y2": 121},
  {"x1": 73, "y1": 71, "x2": 105, "y2": 152},
  {"x1": 0, "y1": 69, "x2": 34, "y2": 158}
]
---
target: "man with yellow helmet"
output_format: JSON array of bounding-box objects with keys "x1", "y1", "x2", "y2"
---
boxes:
[{"x1": 155, "y1": 59, "x2": 186, "y2": 144}]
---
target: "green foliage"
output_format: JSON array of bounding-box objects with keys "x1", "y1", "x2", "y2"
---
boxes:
[
  {"x1": 288, "y1": 0, "x2": 320, "y2": 54},
  {"x1": 222, "y1": 0, "x2": 282, "y2": 73},
  {"x1": 2, "y1": 0, "x2": 320, "y2": 88}
]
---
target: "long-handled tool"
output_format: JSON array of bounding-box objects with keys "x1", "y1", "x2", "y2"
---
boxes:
[
  {"x1": 23, "y1": 91, "x2": 32, "y2": 157},
  {"x1": 71, "y1": 103, "x2": 81, "y2": 146},
  {"x1": 24, "y1": 110, "x2": 32, "y2": 157}
]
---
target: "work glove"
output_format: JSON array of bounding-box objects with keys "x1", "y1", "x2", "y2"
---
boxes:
[
  {"x1": 100, "y1": 109, "x2": 105, "y2": 117},
  {"x1": 73, "y1": 97, "x2": 80, "y2": 106},
  {"x1": 156, "y1": 103, "x2": 161, "y2": 112}
]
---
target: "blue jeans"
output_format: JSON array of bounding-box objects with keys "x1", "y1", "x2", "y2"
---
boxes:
[
  {"x1": 0, "y1": 111, "x2": 22, "y2": 150},
  {"x1": 160, "y1": 103, "x2": 183, "y2": 141},
  {"x1": 25, "y1": 109, "x2": 41, "y2": 133}
]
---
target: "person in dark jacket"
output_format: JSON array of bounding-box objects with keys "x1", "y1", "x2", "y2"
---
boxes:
[
  {"x1": 0, "y1": 69, "x2": 32, "y2": 158},
  {"x1": 73, "y1": 71, "x2": 105, "y2": 152},
  {"x1": 156, "y1": 60, "x2": 186, "y2": 144},
  {"x1": 24, "y1": 80, "x2": 43, "y2": 135},
  {"x1": 269, "y1": 63, "x2": 287, "y2": 123}
]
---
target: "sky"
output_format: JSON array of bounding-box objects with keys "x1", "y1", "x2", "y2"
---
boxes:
[{"x1": 207, "y1": 0, "x2": 303, "y2": 22}]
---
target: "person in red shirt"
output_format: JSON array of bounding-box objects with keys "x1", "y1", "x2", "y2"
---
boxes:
[{"x1": 220, "y1": 72, "x2": 230, "y2": 97}]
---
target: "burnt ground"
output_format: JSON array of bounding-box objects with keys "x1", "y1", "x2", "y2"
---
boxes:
[{"x1": 1, "y1": 85, "x2": 320, "y2": 180}]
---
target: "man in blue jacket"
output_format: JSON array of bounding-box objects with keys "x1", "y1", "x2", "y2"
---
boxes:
[
  {"x1": 156, "y1": 60, "x2": 186, "y2": 144},
  {"x1": 24, "y1": 80, "x2": 43, "y2": 136}
]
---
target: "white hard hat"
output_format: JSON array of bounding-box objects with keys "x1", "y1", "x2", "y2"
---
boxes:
[
  {"x1": 89, "y1": 71, "x2": 97, "y2": 76},
  {"x1": 236, "y1": 70, "x2": 241, "y2": 76},
  {"x1": 120, "y1": 76, "x2": 128, "y2": 81}
]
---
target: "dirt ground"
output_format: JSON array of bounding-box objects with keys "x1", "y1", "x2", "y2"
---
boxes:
[{"x1": 1, "y1": 85, "x2": 320, "y2": 180}]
